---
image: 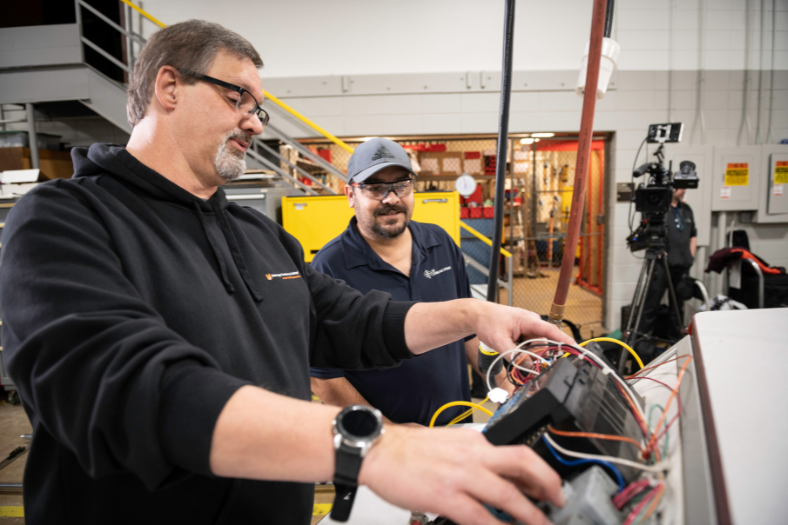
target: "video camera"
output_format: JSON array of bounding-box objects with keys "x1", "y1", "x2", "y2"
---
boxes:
[{"x1": 627, "y1": 123, "x2": 699, "y2": 252}]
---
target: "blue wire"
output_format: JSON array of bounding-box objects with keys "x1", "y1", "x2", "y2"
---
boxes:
[{"x1": 541, "y1": 435, "x2": 626, "y2": 492}]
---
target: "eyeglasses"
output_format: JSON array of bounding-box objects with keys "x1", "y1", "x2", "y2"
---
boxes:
[
  {"x1": 351, "y1": 179, "x2": 414, "y2": 200},
  {"x1": 179, "y1": 69, "x2": 270, "y2": 129}
]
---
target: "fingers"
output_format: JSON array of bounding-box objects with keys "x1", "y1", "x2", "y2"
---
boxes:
[
  {"x1": 438, "y1": 494, "x2": 517, "y2": 525},
  {"x1": 462, "y1": 469, "x2": 552, "y2": 525},
  {"x1": 482, "y1": 445, "x2": 565, "y2": 508}
]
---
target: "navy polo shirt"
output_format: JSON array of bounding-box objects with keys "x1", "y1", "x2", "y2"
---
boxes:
[{"x1": 310, "y1": 218, "x2": 473, "y2": 426}]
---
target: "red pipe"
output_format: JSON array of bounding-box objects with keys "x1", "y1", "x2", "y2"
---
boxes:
[{"x1": 549, "y1": 0, "x2": 607, "y2": 324}]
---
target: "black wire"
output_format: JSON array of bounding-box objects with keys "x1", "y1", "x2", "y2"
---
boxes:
[{"x1": 604, "y1": 0, "x2": 615, "y2": 38}]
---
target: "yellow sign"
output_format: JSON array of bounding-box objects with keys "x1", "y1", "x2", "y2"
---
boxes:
[
  {"x1": 725, "y1": 163, "x2": 749, "y2": 186},
  {"x1": 313, "y1": 503, "x2": 332, "y2": 516},
  {"x1": 775, "y1": 161, "x2": 788, "y2": 185}
]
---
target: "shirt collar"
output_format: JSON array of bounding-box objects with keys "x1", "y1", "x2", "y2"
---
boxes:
[{"x1": 341, "y1": 217, "x2": 442, "y2": 271}]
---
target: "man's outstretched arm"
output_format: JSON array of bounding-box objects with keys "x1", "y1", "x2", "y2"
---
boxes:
[
  {"x1": 405, "y1": 299, "x2": 575, "y2": 356},
  {"x1": 210, "y1": 385, "x2": 564, "y2": 525}
]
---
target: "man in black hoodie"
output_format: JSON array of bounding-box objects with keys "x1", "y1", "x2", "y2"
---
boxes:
[{"x1": 0, "y1": 20, "x2": 572, "y2": 525}]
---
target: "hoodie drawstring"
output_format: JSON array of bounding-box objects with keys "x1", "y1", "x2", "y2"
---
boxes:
[
  {"x1": 210, "y1": 201, "x2": 264, "y2": 303},
  {"x1": 192, "y1": 201, "x2": 235, "y2": 295}
]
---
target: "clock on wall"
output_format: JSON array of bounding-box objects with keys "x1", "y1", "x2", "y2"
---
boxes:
[{"x1": 455, "y1": 173, "x2": 477, "y2": 198}]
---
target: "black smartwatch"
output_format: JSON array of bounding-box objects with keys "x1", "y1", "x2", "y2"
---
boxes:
[{"x1": 330, "y1": 405, "x2": 384, "y2": 522}]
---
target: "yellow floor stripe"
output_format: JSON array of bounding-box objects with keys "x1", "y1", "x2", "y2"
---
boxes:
[
  {"x1": 0, "y1": 506, "x2": 24, "y2": 517},
  {"x1": 1, "y1": 503, "x2": 330, "y2": 518}
]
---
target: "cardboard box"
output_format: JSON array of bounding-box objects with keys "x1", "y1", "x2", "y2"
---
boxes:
[
  {"x1": 419, "y1": 151, "x2": 463, "y2": 176},
  {"x1": 0, "y1": 147, "x2": 74, "y2": 180}
]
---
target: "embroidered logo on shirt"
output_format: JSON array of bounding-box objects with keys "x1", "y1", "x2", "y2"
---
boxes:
[
  {"x1": 423, "y1": 266, "x2": 451, "y2": 279},
  {"x1": 265, "y1": 271, "x2": 301, "y2": 281}
]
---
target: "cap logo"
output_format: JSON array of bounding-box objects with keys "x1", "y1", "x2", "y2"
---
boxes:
[{"x1": 371, "y1": 146, "x2": 396, "y2": 162}]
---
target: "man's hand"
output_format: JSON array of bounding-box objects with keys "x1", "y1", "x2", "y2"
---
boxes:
[
  {"x1": 361, "y1": 424, "x2": 564, "y2": 525},
  {"x1": 470, "y1": 302, "x2": 575, "y2": 355}
]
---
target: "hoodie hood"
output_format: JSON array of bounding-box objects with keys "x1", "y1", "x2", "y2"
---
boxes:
[
  {"x1": 71, "y1": 143, "x2": 261, "y2": 301},
  {"x1": 72, "y1": 143, "x2": 229, "y2": 211}
]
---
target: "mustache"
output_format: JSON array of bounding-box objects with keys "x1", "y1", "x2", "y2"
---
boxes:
[
  {"x1": 227, "y1": 129, "x2": 253, "y2": 145},
  {"x1": 373, "y1": 204, "x2": 408, "y2": 217}
]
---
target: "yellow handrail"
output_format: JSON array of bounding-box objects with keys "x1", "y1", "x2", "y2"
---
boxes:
[
  {"x1": 118, "y1": 0, "x2": 354, "y2": 154},
  {"x1": 460, "y1": 222, "x2": 512, "y2": 258},
  {"x1": 262, "y1": 91, "x2": 354, "y2": 154},
  {"x1": 119, "y1": 0, "x2": 165, "y2": 28}
]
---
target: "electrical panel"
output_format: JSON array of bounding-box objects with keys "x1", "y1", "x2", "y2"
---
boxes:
[
  {"x1": 665, "y1": 146, "x2": 713, "y2": 247},
  {"x1": 754, "y1": 145, "x2": 788, "y2": 223},
  {"x1": 711, "y1": 146, "x2": 762, "y2": 212}
]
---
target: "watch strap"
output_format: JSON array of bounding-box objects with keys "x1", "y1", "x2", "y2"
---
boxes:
[{"x1": 331, "y1": 442, "x2": 364, "y2": 522}]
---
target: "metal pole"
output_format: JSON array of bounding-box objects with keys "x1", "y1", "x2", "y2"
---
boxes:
[
  {"x1": 74, "y1": 0, "x2": 85, "y2": 62},
  {"x1": 25, "y1": 103, "x2": 39, "y2": 170},
  {"x1": 487, "y1": 0, "x2": 516, "y2": 303},
  {"x1": 507, "y1": 256, "x2": 513, "y2": 307},
  {"x1": 125, "y1": 4, "x2": 134, "y2": 80}
]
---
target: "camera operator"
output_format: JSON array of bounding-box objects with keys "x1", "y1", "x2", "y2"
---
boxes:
[{"x1": 639, "y1": 187, "x2": 697, "y2": 338}]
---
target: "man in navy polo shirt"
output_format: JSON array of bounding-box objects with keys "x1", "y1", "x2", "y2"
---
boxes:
[{"x1": 310, "y1": 138, "x2": 511, "y2": 426}]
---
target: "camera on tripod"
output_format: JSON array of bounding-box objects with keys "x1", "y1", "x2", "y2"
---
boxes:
[{"x1": 626, "y1": 123, "x2": 699, "y2": 252}]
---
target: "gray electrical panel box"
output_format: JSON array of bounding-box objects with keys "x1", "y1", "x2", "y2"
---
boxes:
[
  {"x1": 754, "y1": 144, "x2": 788, "y2": 223},
  {"x1": 225, "y1": 185, "x2": 304, "y2": 224},
  {"x1": 666, "y1": 145, "x2": 713, "y2": 247},
  {"x1": 711, "y1": 146, "x2": 762, "y2": 211}
]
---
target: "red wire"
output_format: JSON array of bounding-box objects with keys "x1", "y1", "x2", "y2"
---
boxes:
[
  {"x1": 622, "y1": 484, "x2": 662, "y2": 525},
  {"x1": 612, "y1": 480, "x2": 650, "y2": 510}
]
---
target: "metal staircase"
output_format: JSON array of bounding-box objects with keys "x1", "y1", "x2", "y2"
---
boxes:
[{"x1": 0, "y1": 1, "x2": 348, "y2": 195}]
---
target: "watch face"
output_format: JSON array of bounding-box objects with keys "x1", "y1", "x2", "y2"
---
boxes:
[{"x1": 338, "y1": 407, "x2": 381, "y2": 439}]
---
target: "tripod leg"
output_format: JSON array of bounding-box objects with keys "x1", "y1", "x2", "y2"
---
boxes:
[
  {"x1": 624, "y1": 259, "x2": 650, "y2": 339},
  {"x1": 621, "y1": 258, "x2": 655, "y2": 373},
  {"x1": 663, "y1": 256, "x2": 683, "y2": 335}
]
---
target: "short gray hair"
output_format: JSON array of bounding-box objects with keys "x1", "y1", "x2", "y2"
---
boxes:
[{"x1": 127, "y1": 20, "x2": 263, "y2": 127}]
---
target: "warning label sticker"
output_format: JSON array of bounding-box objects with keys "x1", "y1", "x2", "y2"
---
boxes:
[
  {"x1": 775, "y1": 161, "x2": 788, "y2": 185},
  {"x1": 721, "y1": 186, "x2": 732, "y2": 199},
  {"x1": 725, "y1": 163, "x2": 749, "y2": 186},
  {"x1": 774, "y1": 185, "x2": 784, "y2": 197}
]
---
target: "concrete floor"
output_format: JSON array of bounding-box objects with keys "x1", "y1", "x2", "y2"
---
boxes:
[
  {"x1": 500, "y1": 268, "x2": 606, "y2": 340},
  {"x1": 0, "y1": 400, "x2": 30, "y2": 525}
]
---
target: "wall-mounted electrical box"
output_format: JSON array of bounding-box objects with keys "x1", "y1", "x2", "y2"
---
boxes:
[
  {"x1": 754, "y1": 145, "x2": 788, "y2": 224},
  {"x1": 711, "y1": 146, "x2": 762, "y2": 212},
  {"x1": 666, "y1": 145, "x2": 713, "y2": 247}
]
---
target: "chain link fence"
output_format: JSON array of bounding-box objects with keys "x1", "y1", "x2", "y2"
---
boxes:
[{"x1": 294, "y1": 136, "x2": 607, "y2": 339}]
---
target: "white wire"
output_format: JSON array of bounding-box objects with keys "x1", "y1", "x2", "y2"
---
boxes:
[
  {"x1": 484, "y1": 344, "x2": 551, "y2": 393},
  {"x1": 511, "y1": 338, "x2": 646, "y2": 421},
  {"x1": 484, "y1": 338, "x2": 646, "y2": 426},
  {"x1": 544, "y1": 433, "x2": 669, "y2": 474}
]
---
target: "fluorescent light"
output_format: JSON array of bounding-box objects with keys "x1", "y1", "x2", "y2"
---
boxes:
[
  {"x1": 520, "y1": 138, "x2": 535, "y2": 144},
  {"x1": 532, "y1": 132, "x2": 555, "y2": 138}
]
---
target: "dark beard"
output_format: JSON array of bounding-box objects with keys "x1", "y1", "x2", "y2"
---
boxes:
[{"x1": 370, "y1": 204, "x2": 409, "y2": 239}]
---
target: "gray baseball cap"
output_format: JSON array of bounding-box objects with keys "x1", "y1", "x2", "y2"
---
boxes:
[{"x1": 346, "y1": 138, "x2": 418, "y2": 184}]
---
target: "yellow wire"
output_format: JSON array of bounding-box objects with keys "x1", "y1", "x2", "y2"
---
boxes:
[
  {"x1": 446, "y1": 396, "x2": 489, "y2": 427},
  {"x1": 580, "y1": 337, "x2": 644, "y2": 370},
  {"x1": 429, "y1": 401, "x2": 493, "y2": 428}
]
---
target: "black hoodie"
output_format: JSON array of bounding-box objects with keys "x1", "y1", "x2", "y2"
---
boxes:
[{"x1": 0, "y1": 143, "x2": 414, "y2": 524}]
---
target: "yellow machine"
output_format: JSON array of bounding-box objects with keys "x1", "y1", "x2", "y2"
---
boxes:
[{"x1": 282, "y1": 191, "x2": 461, "y2": 263}]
